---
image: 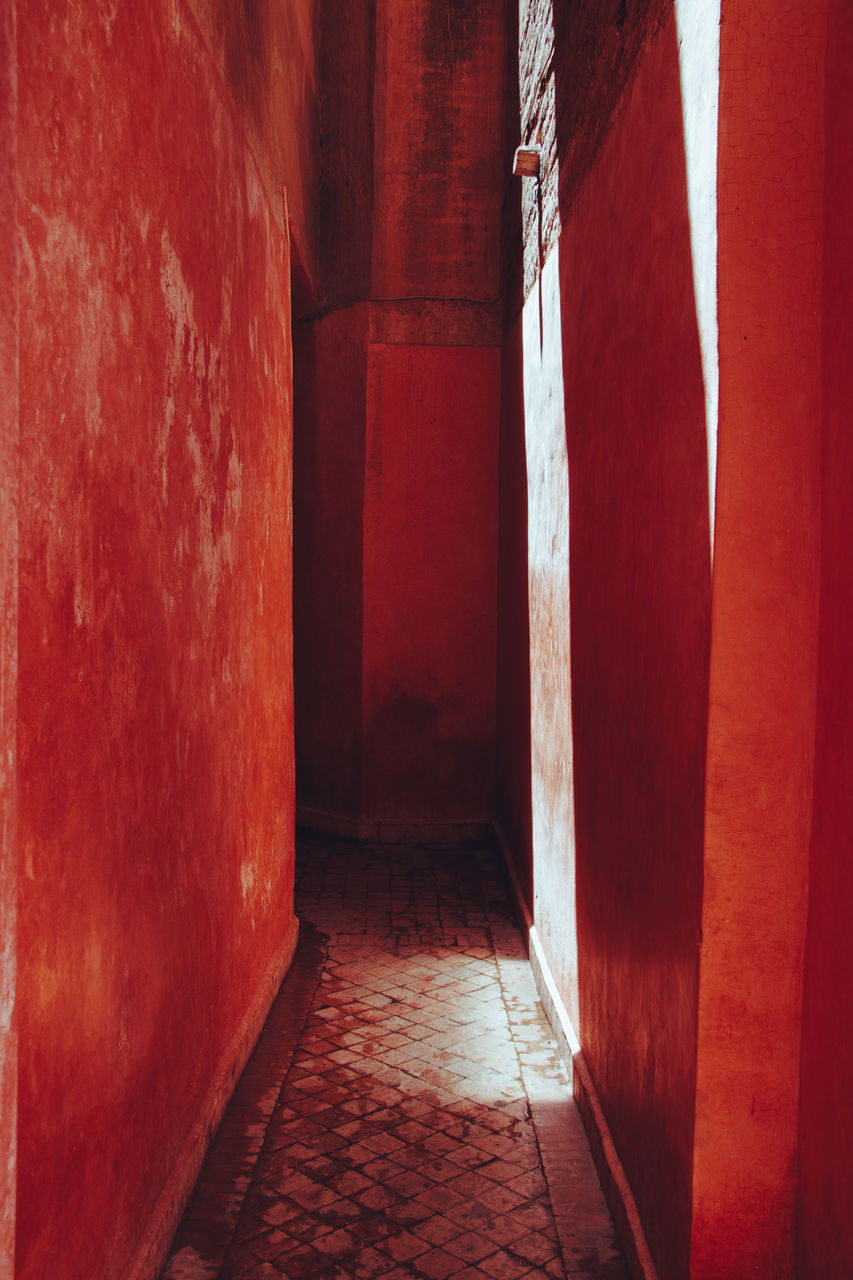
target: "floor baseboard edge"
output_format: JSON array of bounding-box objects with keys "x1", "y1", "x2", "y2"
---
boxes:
[
  {"x1": 492, "y1": 821, "x2": 659, "y2": 1280},
  {"x1": 123, "y1": 914, "x2": 300, "y2": 1280},
  {"x1": 296, "y1": 805, "x2": 492, "y2": 846}
]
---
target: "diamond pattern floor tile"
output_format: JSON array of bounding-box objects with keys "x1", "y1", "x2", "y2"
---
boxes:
[{"x1": 161, "y1": 838, "x2": 629, "y2": 1280}]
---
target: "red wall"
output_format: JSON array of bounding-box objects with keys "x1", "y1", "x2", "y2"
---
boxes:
[
  {"x1": 185, "y1": 0, "x2": 322, "y2": 294},
  {"x1": 497, "y1": 14, "x2": 710, "y2": 1275},
  {"x1": 14, "y1": 3, "x2": 852, "y2": 1277},
  {"x1": 499, "y1": 3, "x2": 853, "y2": 1277},
  {"x1": 496, "y1": 313, "x2": 533, "y2": 904},
  {"x1": 362, "y1": 343, "x2": 499, "y2": 823},
  {"x1": 796, "y1": 3, "x2": 853, "y2": 1275},
  {"x1": 691, "y1": 3, "x2": 824, "y2": 1275},
  {"x1": 293, "y1": 308, "x2": 367, "y2": 821},
  {"x1": 0, "y1": 2, "x2": 18, "y2": 1271},
  {"x1": 293, "y1": 0, "x2": 506, "y2": 832},
  {"x1": 371, "y1": 0, "x2": 506, "y2": 303},
  {"x1": 294, "y1": 317, "x2": 501, "y2": 831},
  {"x1": 361, "y1": 0, "x2": 505, "y2": 827},
  {"x1": 14, "y1": 1, "x2": 300, "y2": 1275},
  {"x1": 559, "y1": 17, "x2": 710, "y2": 1279}
]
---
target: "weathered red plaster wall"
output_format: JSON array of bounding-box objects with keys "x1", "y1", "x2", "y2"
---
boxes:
[
  {"x1": 359, "y1": 0, "x2": 505, "y2": 827},
  {"x1": 796, "y1": 3, "x2": 853, "y2": 1275},
  {"x1": 0, "y1": 3, "x2": 18, "y2": 1272},
  {"x1": 371, "y1": 0, "x2": 506, "y2": 303},
  {"x1": 315, "y1": 0, "x2": 374, "y2": 311},
  {"x1": 187, "y1": 0, "x2": 321, "y2": 297},
  {"x1": 557, "y1": 16, "x2": 711, "y2": 1278},
  {"x1": 362, "y1": 343, "x2": 499, "y2": 823},
  {"x1": 294, "y1": 0, "x2": 506, "y2": 832},
  {"x1": 15, "y1": 0, "x2": 298, "y2": 1275},
  {"x1": 293, "y1": 308, "x2": 367, "y2": 822},
  {"x1": 691, "y1": 3, "x2": 825, "y2": 1277}
]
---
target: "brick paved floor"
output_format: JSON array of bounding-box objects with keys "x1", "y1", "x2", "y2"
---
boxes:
[{"x1": 161, "y1": 837, "x2": 628, "y2": 1280}]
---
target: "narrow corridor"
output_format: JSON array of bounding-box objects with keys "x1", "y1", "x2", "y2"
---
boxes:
[{"x1": 161, "y1": 838, "x2": 628, "y2": 1280}]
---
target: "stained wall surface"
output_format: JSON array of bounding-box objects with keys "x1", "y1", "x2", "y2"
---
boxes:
[
  {"x1": 294, "y1": 0, "x2": 507, "y2": 831},
  {"x1": 13, "y1": 0, "x2": 309, "y2": 1275}
]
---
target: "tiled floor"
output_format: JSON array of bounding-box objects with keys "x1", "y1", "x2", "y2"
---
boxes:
[{"x1": 161, "y1": 837, "x2": 628, "y2": 1280}]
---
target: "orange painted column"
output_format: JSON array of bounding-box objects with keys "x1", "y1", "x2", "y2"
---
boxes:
[
  {"x1": 691, "y1": 3, "x2": 826, "y2": 1275},
  {"x1": 0, "y1": 2, "x2": 17, "y2": 1273}
]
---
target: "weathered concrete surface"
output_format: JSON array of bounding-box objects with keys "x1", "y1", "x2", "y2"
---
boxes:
[
  {"x1": 15, "y1": 0, "x2": 298, "y2": 1276},
  {"x1": 355, "y1": 0, "x2": 507, "y2": 824},
  {"x1": 552, "y1": 0, "x2": 670, "y2": 230}
]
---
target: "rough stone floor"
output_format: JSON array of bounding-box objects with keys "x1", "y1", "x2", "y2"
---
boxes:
[{"x1": 162, "y1": 837, "x2": 628, "y2": 1280}]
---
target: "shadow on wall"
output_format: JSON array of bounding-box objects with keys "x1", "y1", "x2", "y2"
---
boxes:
[
  {"x1": 496, "y1": 312, "x2": 534, "y2": 907},
  {"x1": 797, "y1": 2, "x2": 853, "y2": 1274},
  {"x1": 495, "y1": 0, "x2": 534, "y2": 912},
  {"x1": 292, "y1": 307, "x2": 367, "y2": 822},
  {"x1": 555, "y1": 5, "x2": 712, "y2": 1279}
]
